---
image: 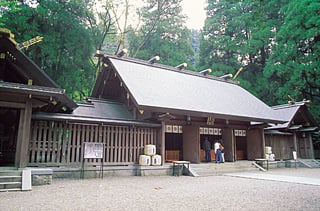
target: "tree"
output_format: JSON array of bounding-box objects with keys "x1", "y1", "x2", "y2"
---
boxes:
[
  {"x1": 0, "y1": 0, "x2": 18, "y2": 27},
  {"x1": 200, "y1": 0, "x2": 320, "y2": 122},
  {"x1": 1, "y1": 0, "x2": 97, "y2": 101},
  {"x1": 200, "y1": 0, "x2": 287, "y2": 78},
  {"x1": 127, "y1": 0, "x2": 194, "y2": 67},
  {"x1": 264, "y1": 0, "x2": 320, "y2": 120}
]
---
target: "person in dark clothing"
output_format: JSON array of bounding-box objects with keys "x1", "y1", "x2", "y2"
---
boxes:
[{"x1": 203, "y1": 138, "x2": 211, "y2": 162}]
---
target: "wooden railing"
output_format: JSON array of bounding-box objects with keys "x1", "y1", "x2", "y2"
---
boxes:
[{"x1": 29, "y1": 120, "x2": 158, "y2": 166}]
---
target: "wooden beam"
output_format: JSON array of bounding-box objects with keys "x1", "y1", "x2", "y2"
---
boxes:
[{"x1": 0, "y1": 101, "x2": 26, "y2": 108}]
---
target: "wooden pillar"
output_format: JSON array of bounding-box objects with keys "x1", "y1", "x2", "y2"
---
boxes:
[
  {"x1": 222, "y1": 128, "x2": 235, "y2": 162},
  {"x1": 262, "y1": 129, "x2": 266, "y2": 157},
  {"x1": 293, "y1": 132, "x2": 298, "y2": 158},
  {"x1": 159, "y1": 121, "x2": 165, "y2": 165},
  {"x1": 247, "y1": 127, "x2": 264, "y2": 160},
  {"x1": 15, "y1": 99, "x2": 32, "y2": 168},
  {"x1": 183, "y1": 125, "x2": 200, "y2": 163},
  {"x1": 309, "y1": 133, "x2": 314, "y2": 159},
  {"x1": 304, "y1": 135, "x2": 308, "y2": 158}
]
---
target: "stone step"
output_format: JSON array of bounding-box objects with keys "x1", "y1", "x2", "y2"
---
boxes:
[
  {"x1": 299, "y1": 159, "x2": 320, "y2": 168},
  {"x1": 0, "y1": 188, "x2": 22, "y2": 192},
  {"x1": 0, "y1": 169, "x2": 32, "y2": 192},
  {"x1": 189, "y1": 161, "x2": 258, "y2": 176}
]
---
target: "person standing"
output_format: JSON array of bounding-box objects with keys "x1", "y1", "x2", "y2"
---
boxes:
[
  {"x1": 203, "y1": 138, "x2": 211, "y2": 162},
  {"x1": 214, "y1": 140, "x2": 223, "y2": 163},
  {"x1": 220, "y1": 141, "x2": 225, "y2": 163}
]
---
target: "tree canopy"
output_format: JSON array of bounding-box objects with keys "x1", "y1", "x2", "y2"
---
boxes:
[
  {"x1": 127, "y1": 0, "x2": 194, "y2": 67},
  {"x1": 1, "y1": 0, "x2": 97, "y2": 101},
  {"x1": 200, "y1": 0, "x2": 320, "y2": 121}
]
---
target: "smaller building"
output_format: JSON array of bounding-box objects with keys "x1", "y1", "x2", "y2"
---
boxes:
[
  {"x1": 0, "y1": 28, "x2": 76, "y2": 168},
  {"x1": 265, "y1": 101, "x2": 319, "y2": 160}
]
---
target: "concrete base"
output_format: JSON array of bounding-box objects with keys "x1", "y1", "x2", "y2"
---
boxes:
[
  {"x1": 285, "y1": 160, "x2": 299, "y2": 168},
  {"x1": 136, "y1": 165, "x2": 171, "y2": 176},
  {"x1": 49, "y1": 165, "x2": 172, "y2": 179},
  {"x1": 24, "y1": 168, "x2": 53, "y2": 186},
  {"x1": 276, "y1": 161, "x2": 286, "y2": 168},
  {"x1": 265, "y1": 161, "x2": 277, "y2": 169}
]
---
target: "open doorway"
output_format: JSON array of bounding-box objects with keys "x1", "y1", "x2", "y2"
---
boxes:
[
  {"x1": 165, "y1": 133, "x2": 183, "y2": 162},
  {"x1": 200, "y1": 134, "x2": 222, "y2": 162},
  {"x1": 0, "y1": 108, "x2": 19, "y2": 166},
  {"x1": 235, "y1": 129, "x2": 247, "y2": 160},
  {"x1": 200, "y1": 127, "x2": 222, "y2": 162}
]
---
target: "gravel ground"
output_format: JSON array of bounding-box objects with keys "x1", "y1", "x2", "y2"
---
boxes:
[{"x1": 1, "y1": 168, "x2": 320, "y2": 211}]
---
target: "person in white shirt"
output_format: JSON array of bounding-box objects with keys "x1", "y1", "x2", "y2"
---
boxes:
[{"x1": 214, "y1": 141, "x2": 222, "y2": 163}]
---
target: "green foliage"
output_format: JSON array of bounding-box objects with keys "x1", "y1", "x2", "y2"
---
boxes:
[
  {"x1": 200, "y1": 0, "x2": 320, "y2": 123},
  {"x1": 0, "y1": 0, "x2": 19, "y2": 27},
  {"x1": 264, "y1": 0, "x2": 320, "y2": 120},
  {"x1": 127, "y1": 0, "x2": 194, "y2": 67},
  {"x1": 1, "y1": 0, "x2": 97, "y2": 101}
]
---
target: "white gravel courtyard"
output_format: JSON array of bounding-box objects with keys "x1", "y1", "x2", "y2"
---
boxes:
[{"x1": 1, "y1": 168, "x2": 319, "y2": 211}]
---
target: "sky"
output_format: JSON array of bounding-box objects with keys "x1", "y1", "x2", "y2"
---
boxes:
[
  {"x1": 96, "y1": 0, "x2": 207, "y2": 31},
  {"x1": 182, "y1": 0, "x2": 207, "y2": 30}
]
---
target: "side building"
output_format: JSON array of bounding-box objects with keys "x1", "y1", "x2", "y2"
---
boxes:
[
  {"x1": 0, "y1": 29, "x2": 77, "y2": 168},
  {"x1": 265, "y1": 101, "x2": 319, "y2": 160}
]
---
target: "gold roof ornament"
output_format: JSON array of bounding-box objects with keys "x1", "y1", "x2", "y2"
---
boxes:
[
  {"x1": 0, "y1": 28, "x2": 16, "y2": 44},
  {"x1": 17, "y1": 36, "x2": 43, "y2": 50}
]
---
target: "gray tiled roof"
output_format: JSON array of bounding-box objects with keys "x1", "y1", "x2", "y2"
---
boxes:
[
  {"x1": 73, "y1": 98, "x2": 134, "y2": 120},
  {"x1": 267, "y1": 104, "x2": 301, "y2": 129},
  {"x1": 0, "y1": 81, "x2": 77, "y2": 110},
  {"x1": 32, "y1": 98, "x2": 161, "y2": 127},
  {"x1": 108, "y1": 57, "x2": 285, "y2": 123},
  {"x1": 267, "y1": 102, "x2": 318, "y2": 130}
]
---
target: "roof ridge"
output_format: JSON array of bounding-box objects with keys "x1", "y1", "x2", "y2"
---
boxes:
[
  {"x1": 95, "y1": 52, "x2": 239, "y2": 85},
  {"x1": 272, "y1": 102, "x2": 305, "y2": 110},
  {"x1": 86, "y1": 97, "x2": 125, "y2": 105}
]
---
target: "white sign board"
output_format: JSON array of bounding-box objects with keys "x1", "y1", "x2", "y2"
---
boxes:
[
  {"x1": 84, "y1": 142, "x2": 104, "y2": 159},
  {"x1": 293, "y1": 151, "x2": 297, "y2": 160}
]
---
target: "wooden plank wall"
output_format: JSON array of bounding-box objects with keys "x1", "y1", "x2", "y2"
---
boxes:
[
  {"x1": 29, "y1": 120, "x2": 157, "y2": 166},
  {"x1": 265, "y1": 135, "x2": 293, "y2": 160}
]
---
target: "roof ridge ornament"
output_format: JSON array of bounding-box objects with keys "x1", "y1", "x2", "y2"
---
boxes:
[
  {"x1": 175, "y1": 63, "x2": 187, "y2": 70},
  {"x1": 199, "y1": 68, "x2": 212, "y2": 76},
  {"x1": 288, "y1": 95, "x2": 295, "y2": 105},
  {"x1": 220, "y1": 73, "x2": 233, "y2": 80},
  {"x1": 148, "y1": 56, "x2": 160, "y2": 64},
  {"x1": 116, "y1": 48, "x2": 128, "y2": 57}
]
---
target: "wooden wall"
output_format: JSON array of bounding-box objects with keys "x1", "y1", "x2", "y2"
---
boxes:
[
  {"x1": 265, "y1": 133, "x2": 313, "y2": 160},
  {"x1": 265, "y1": 134, "x2": 293, "y2": 160},
  {"x1": 28, "y1": 120, "x2": 158, "y2": 166},
  {"x1": 246, "y1": 128, "x2": 264, "y2": 160}
]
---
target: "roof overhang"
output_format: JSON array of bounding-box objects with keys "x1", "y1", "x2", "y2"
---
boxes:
[
  {"x1": 299, "y1": 127, "x2": 319, "y2": 132},
  {"x1": 264, "y1": 130, "x2": 292, "y2": 135},
  {"x1": 32, "y1": 112, "x2": 161, "y2": 128},
  {"x1": 0, "y1": 81, "x2": 77, "y2": 112}
]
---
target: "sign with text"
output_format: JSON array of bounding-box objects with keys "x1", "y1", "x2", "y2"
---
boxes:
[{"x1": 83, "y1": 142, "x2": 104, "y2": 159}]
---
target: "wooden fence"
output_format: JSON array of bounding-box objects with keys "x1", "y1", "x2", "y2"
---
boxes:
[{"x1": 29, "y1": 120, "x2": 158, "y2": 166}]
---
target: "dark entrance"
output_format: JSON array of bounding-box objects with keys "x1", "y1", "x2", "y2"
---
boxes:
[
  {"x1": 165, "y1": 133, "x2": 183, "y2": 161},
  {"x1": 200, "y1": 134, "x2": 222, "y2": 162},
  {"x1": 236, "y1": 137, "x2": 247, "y2": 160},
  {"x1": 0, "y1": 108, "x2": 19, "y2": 166}
]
